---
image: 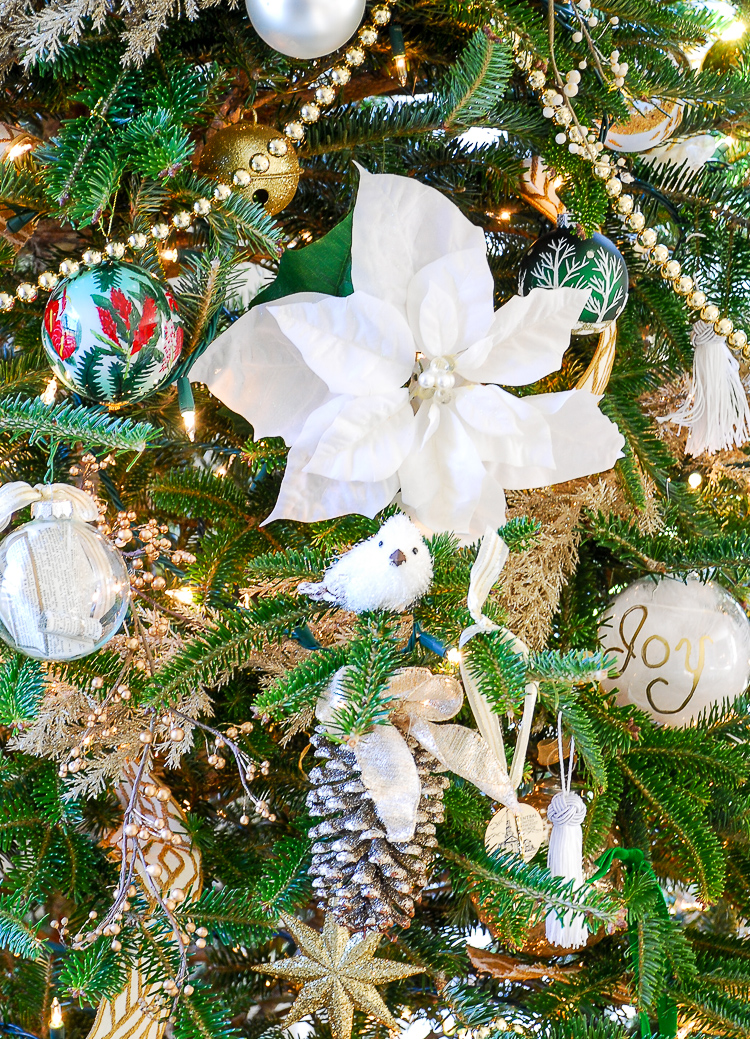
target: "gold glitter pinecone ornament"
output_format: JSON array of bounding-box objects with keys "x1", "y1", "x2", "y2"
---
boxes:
[
  {"x1": 307, "y1": 726, "x2": 448, "y2": 932},
  {"x1": 198, "y1": 122, "x2": 300, "y2": 215}
]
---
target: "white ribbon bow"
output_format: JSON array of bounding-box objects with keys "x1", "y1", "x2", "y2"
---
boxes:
[
  {"x1": 0, "y1": 482, "x2": 99, "y2": 531},
  {"x1": 316, "y1": 666, "x2": 519, "y2": 843},
  {"x1": 459, "y1": 527, "x2": 538, "y2": 795}
]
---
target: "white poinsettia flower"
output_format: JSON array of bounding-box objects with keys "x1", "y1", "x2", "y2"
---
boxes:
[{"x1": 191, "y1": 167, "x2": 624, "y2": 540}]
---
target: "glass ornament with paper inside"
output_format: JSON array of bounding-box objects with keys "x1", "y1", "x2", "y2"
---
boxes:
[{"x1": 0, "y1": 501, "x2": 130, "y2": 661}]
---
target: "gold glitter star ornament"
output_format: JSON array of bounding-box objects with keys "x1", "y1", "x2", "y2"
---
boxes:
[{"x1": 254, "y1": 913, "x2": 424, "y2": 1039}]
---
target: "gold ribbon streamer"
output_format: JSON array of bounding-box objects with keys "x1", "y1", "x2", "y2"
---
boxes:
[{"x1": 87, "y1": 769, "x2": 202, "y2": 1039}]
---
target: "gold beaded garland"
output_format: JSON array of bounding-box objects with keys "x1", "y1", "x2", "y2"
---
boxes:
[
  {"x1": 280, "y1": 0, "x2": 400, "y2": 143},
  {"x1": 515, "y1": 30, "x2": 747, "y2": 361},
  {"x1": 661, "y1": 260, "x2": 681, "y2": 280},
  {"x1": 675, "y1": 276, "x2": 694, "y2": 295},
  {"x1": 3, "y1": 4, "x2": 402, "y2": 306},
  {"x1": 1, "y1": 187, "x2": 231, "y2": 307}
]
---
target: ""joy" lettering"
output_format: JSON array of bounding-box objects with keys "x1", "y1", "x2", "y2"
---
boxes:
[{"x1": 606, "y1": 605, "x2": 713, "y2": 715}]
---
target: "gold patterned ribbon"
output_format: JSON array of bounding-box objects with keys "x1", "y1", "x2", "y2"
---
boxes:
[{"x1": 87, "y1": 770, "x2": 202, "y2": 1039}]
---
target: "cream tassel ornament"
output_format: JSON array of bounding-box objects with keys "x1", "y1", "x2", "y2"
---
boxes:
[
  {"x1": 545, "y1": 715, "x2": 588, "y2": 950},
  {"x1": 663, "y1": 320, "x2": 750, "y2": 456}
]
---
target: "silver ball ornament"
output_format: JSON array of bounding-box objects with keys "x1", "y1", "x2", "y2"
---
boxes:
[
  {"x1": 0, "y1": 507, "x2": 129, "y2": 661},
  {"x1": 245, "y1": 0, "x2": 366, "y2": 59}
]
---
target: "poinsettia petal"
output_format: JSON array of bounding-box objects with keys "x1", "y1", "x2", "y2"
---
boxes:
[
  {"x1": 465, "y1": 470, "x2": 508, "y2": 542},
  {"x1": 455, "y1": 384, "x2": 556, "y2": 469},
  {"x1": 268, "y1": 291, "x2": 415, "y2": 395},
  {"x1": 398, "y1": 401, "x2": 486, "y2": 536},
  {"x1": 456, "y1": 287, "x2": 590, "y2": 386},
  {"x1": 190, "y1": 292, "x2": 331, "y2": 442},
  {"x1": 406, "y1": 251, "x2": 494, "y2": 357},
  {"x1": 264, "y1": 398, "x2": 399, "y2": 525},
  {"x1": 351, "y1": 165, "x2": 489, "y2": 317},
  {"x1": 304, "y1": 390, "x2": 416, "y2": 482},
  {"x1": 482, "y1": 388, "x2": 624, "y2": 489}
]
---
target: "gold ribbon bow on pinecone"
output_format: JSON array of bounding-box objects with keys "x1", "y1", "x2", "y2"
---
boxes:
[{"x1": 315, "y1": 664, "x2": 520, "y2": 844}]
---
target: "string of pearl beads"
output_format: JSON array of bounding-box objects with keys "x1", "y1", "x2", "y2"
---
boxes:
[
  {"x1": 0, "y1": 183, "x2": 237, "y2": 312},
  {"x1": 283, "y1": 0, "x2": 399, "y2": 145},
  {"x1": 514, "y1": 33, "x2": 749, "y2": 360}
]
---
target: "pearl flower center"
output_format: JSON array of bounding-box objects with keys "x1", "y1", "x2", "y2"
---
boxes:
[{"x1": 416, "y1": 355, "x2": 456, "y2": 403}]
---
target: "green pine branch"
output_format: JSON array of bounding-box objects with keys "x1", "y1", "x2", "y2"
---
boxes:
[
  {"x1": 0, "y1": 396, "x2": 158, "y2": 454},
  {"x1": 0, "y1": 655, "x2": 45, "y2": 724},
  {"x1": 332, "y1": 615, "x2": 402, "y2": 738},
  {"x1": 143, "y1": 598, "x2": 311, "y2": 704},
  {"x1": 255, "y1": 645, "x2": 349, "y2": 719},
  {"x1": 0, "y1": 893, "x2": 45, "y2": 960},
  {"x1": 438, "y1": 30, "x2": 514, "y2": 129}
]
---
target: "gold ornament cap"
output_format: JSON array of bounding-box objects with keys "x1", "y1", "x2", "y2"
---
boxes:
[{"x1": 198, "y1": 122, "x2": 300, "y2": 215}]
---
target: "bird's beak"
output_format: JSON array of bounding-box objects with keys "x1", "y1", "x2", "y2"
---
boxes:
[{"x1": 389, "y1": 549, "x2": 407, "y2": 567}]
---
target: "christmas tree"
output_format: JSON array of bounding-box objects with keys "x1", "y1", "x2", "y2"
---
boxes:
[{"x1": 0, "y1": 1, "x2": 750, "y2": 1038}]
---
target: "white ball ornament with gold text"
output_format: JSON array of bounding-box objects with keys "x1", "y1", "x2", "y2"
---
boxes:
[{"x1": 598, "y1": 576, "x2": 750, "y2": 727}]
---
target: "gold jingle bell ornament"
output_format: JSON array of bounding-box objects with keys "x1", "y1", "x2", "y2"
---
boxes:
[{"x1": 198, "y1": 122, "x2": 300, "y2": 215}]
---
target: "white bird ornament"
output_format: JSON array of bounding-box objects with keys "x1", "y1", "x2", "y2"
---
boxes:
[{"x1": 298, "y1": 515, "x2": 433, "y2": 613}]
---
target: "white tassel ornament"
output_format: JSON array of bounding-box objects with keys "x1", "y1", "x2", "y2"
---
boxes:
[
  {"x1": 663, "y1": 320, "x2": 750, "y2": 456},
  {"x1": 545, "y1": 719, "x2": 588, "y2": 950}
]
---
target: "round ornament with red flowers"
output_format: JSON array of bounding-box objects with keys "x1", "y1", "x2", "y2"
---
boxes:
[{"x1": 41, "y1": 262, "x2": 183, "y2": 406}]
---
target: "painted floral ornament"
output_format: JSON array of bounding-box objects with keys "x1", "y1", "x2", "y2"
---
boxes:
[
  {"x1": 191, "y1": 168, "x2": 624, "y2": 541},
  {"x1": 518, "y1": 224, "x2": 629, "y2": 334},
  {"x1": 42, "y1": 262, "x2": 183, "y2": 406}
]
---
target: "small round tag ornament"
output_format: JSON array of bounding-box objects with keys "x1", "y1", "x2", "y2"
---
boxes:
[
  {"x1": 42, "y1": 262, "x2": 183, "y2": 406},
  {"x1": 485, "y1": 803, "x2": 545, "y2": 862},
  {"x1": 518, "y1": 225, "x2": 629, "y2": 334},
  {"x1": 599, "y1": 576, "x2": 750, "y2": 727},
  {"x1": 0, "y1": 487, "x2": 130, "y2": 661}
]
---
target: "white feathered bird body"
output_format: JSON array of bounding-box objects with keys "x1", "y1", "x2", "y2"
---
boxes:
[{"x1": 298, "y1": 515, "x2": 433, "y2": 613}]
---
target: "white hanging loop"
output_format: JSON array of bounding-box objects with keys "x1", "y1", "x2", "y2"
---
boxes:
[{"x1": 458, "y1": 527, "x2": 538, "y2": 799}]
